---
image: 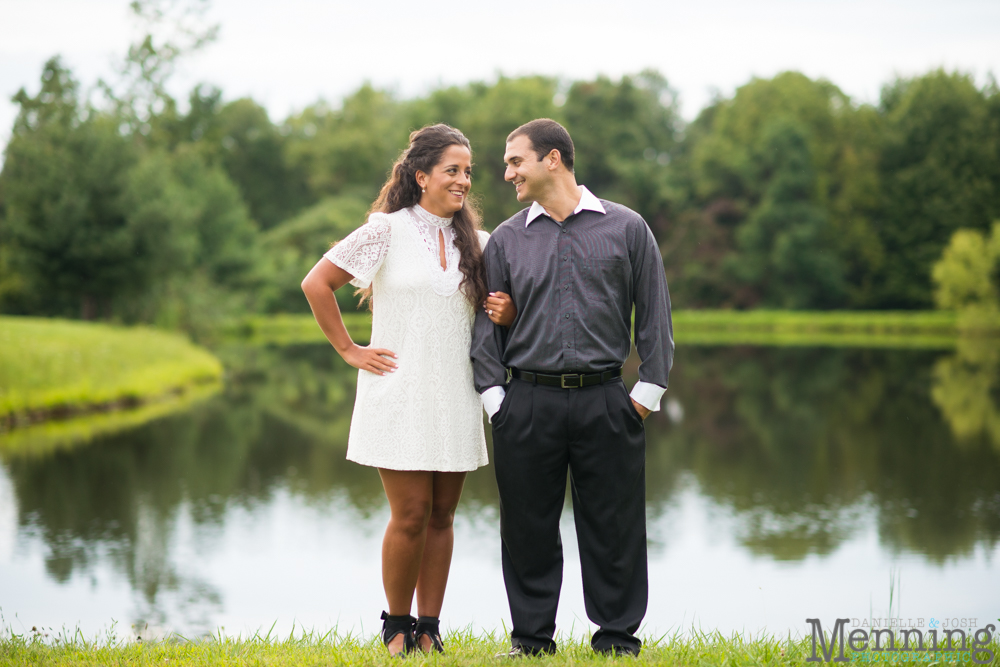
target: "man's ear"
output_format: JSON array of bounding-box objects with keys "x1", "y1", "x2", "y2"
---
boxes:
[{"x1": 545, "y1": 149, "x2": 562, "y2": 171}]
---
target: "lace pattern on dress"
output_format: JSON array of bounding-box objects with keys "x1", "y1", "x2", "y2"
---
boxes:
[
  {"x1": 343, "y1": 206, "x2": 489, "y2": 472},
  {"x1": 324, "y1": 214, "x2": 392, "y2": 288},
  {"x1": 405, "y1": 206, "x2": 463, "y2": 297}
]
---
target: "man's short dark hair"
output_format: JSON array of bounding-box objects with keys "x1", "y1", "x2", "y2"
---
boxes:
[{"x1": 507, "y1": 118, "x2": 574, "y2": 171}]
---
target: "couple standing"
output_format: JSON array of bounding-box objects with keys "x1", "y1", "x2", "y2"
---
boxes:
[{"x1": 301, "y1": 119, "x2": 673, "y2": 657}]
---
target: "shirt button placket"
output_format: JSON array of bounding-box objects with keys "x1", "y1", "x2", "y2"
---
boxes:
[{"x1": 558, "y1": 222, "x2": 575, "y2": 365}]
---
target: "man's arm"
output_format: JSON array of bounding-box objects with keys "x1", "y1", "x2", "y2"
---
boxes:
[
  {"x1": 629, "y1": 216, "x2": 674, "y2": 416},
  {"x1": 471, "y1": 234, "x2": 511, "y2": 419}
]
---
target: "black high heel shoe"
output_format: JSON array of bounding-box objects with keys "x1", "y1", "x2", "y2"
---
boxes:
[
  {"x1": 414, "y1": 616, "x2": 445, "y2": 653},
  {"x1": 380, "y1": 611, "x2": 416, "y2": 656}
]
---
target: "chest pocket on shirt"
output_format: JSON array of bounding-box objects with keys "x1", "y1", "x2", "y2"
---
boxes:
[{"x1": 579, "y1": 258, "x2": 627, "y2": 304}]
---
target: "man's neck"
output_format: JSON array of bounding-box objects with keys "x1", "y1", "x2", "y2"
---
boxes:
[{"x1": 537, "y1": 178, "x2": 582, "y2": 223}]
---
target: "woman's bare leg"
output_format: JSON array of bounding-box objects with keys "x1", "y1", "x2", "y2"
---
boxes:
[
  {"x1": 378, "y1": 469, "x2": 434, "y2": 654},
  {"x1": 415, "y1": 471, "x2": 467, "y2": 650}
]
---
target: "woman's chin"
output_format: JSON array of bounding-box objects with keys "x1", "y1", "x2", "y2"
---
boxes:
[{"x1": 423, "y1": 198, "x2": 464, "y2": 217}]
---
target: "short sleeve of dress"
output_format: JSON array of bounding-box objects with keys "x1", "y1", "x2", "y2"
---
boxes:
[
  {"x1": 476, "y1": 229, "x2": 490, "y2": 251},
  {"x1": 324, "y1": 214, "x2": 392, "y2": 288}
]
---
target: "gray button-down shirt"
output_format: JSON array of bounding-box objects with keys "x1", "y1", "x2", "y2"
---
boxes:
[{"x1": 471, "y1": 187, "x2": 674, "y2": 409}]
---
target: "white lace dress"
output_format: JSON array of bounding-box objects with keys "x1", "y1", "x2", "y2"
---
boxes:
[{"x1": 324, "y1": 205, "x2": 489, "y2": 472}]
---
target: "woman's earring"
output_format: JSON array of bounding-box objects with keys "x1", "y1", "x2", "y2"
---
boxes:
[{"x1": 421, "y1": 188, "x2": 426, "y2": 193}]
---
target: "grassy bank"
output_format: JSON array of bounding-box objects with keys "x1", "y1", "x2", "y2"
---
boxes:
[
  {"x1": 4, "y1": 630, "x2": 995, "y2": 667},
  {"x1": 223, "y1": 310, "x2": 972, "y2": 348},
  {"x1": 221, "y1": 312, "x2": 373, "y2": 346},
  {"x1": 0, "y1": 381, "x2": 220, "y2": 459},
  {"x1": 674, "y1": 310, "x2": 962, "y2": 348},
  {"x1": 0, "y1": 317, "x2": 223, "y2": 427},
  {"x1": 674, "y1": 309, "x2": 958, "y2": 334}
]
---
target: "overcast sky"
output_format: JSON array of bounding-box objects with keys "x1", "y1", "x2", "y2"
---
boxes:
[{"x1": 2, "y1": 0, "x2": 999, "y2": 151}]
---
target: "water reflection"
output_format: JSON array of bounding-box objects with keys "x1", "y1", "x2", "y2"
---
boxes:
[
  {"x1": 2, "y1": 342, "x2": 999, "y2": 635},
  {"x1": 658, "y1": 346, "x2": 1000, "y2": 563},
  {"x1": 932, "y1": 338, "x2": 1000, "y2": 452}
]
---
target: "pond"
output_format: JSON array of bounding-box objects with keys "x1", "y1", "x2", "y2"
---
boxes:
[{"x1": 1, "y1": 341, "x2": 998, "y2": 641}]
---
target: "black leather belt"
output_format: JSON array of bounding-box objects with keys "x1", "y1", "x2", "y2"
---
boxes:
[{"x1": 509, "y1": 367, "x2": 622, "y2": 389}]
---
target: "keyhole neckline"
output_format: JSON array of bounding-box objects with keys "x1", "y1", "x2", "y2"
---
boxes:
[{"x1": 437, "y1": 228, "x2": 447, "y2": 271}]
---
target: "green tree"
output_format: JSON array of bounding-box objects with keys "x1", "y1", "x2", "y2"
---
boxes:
[
  {"x1": 103, "y1": 0, "x2": 219, "y2": 139},
  {"x1": 726, "y1": 120, "x2": 847, "y2": 308},
  {"x1": 0, "y1": 56, "x2": 263, "y2": 332},
  {"x1": 931, "y1": 223, "x2": 1000, "y2": 312},
  {"x1": 0, "y1": 59, "x2": 140, "y2": 318},
  {"x1": 153, "y1": 87, "x2": 310, "y2": 229},
  {"x1": 117, "y1": 147, "x2": 262, "y2": 332},
  {"x1": 213, "y1": 98, "x2": 310, "y2": 229},
  {"x1": 258, "y1": 195, "x2": 371, "y2": 313},
  {"x1": 563, "y1": 70, "x2": 681, "y2": 237},
  {"x1": 672, "y1": 72, "x2": 881, "y2": 308},
  {"x1": 284, "y1": 85, "x2": 410, "y2": 203},
  {"x1": 874, "y1": 70, "x2": 1000, "y2": 308}
]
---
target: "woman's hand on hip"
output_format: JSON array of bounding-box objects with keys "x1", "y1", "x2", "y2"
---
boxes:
[
  {"x1": 341, "y1": 344, "x2": 398, "y2": 375},
  {"x1": 485, "y1": 291, "x2": 516, "y2": 327}
]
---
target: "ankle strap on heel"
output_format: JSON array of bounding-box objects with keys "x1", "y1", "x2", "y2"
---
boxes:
[
  {"x1": 414, "y1": 616, "x2": 444, "y2": 653},
  {"x1": 381, "y1": 611, "x2": 415, "y2": 624},
  {"x1": 380, "y1": 611, "x2": 416, "y2": 654}
]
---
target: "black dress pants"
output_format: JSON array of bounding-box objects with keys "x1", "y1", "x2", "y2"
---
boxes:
[{"x1": 491, "y1": 377, "x2": 648, "y2": 654}]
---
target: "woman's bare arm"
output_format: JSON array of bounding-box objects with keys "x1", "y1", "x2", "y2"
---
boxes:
[{"x1": 301, "y1": 259, "x2": 398, "y2": 375}]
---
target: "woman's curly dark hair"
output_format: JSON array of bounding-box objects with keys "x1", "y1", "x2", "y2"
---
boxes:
[{"x1": 356, "y1": 123, "x2": 487, "y2": 309}]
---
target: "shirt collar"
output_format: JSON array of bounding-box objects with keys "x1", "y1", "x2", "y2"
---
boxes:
[{"x1": 525, "y1": 185, "x2": 606, "y2": 227}]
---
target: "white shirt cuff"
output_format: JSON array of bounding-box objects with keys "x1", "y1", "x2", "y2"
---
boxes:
[
  {"x1": 480, "y1": 386, "x2": 507, "y2": 423},
  {"x1": 630, "y1": 381, "x2": 666, "y2": 412}
]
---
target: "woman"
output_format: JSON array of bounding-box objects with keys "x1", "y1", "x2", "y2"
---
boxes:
[{"x1": 301, "y1": 124, "x2": 513, "y2": 656}]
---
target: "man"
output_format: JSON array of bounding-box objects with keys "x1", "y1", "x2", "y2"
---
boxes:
[{"x1": 471, "y1": 119, "x2": 673, "y2": 656}]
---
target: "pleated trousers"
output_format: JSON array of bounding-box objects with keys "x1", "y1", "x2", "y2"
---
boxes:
[{"x1": 491, "y1": 376, "x2": 648, "y2": 654}]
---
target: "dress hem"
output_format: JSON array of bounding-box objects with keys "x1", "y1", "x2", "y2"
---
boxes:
[{"x1": 346, "y1": 454, "x2": 488, "y2": 473}]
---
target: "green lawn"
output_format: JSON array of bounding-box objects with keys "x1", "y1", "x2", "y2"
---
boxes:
[
  {"x1": 4, "y1": 629, "x2": 995, "y2": 667},
  {"x1": 673, "y1": 309, "x2": 959, "y2": 333},
  {"x1": 221, "y1": 312, "x2": 373, "y2": 346},
  {"x1": 0, "y1": 316, "x2": 223, "y2": 423},
  {"x1": 673, "y1": 309, "x2": 962, "y2": 348},
  {"x1": 223, "y1": 310, "x2": 976, "y2": 349}
]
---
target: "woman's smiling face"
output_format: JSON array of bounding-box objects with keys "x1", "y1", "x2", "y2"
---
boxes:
[{"x1": 417, "y1": 144, "x2": 473, "y2": 217}]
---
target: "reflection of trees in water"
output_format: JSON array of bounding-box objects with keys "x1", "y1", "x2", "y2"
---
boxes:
[
  {"x1": 8, "y1": 414, "x2": 228, "y2": 635},
  {"x1": 649, "y1": 346, "x2": 1000, "y2": 562},
  {"x1": 932, "y1": 339, "x2": 1000, "y2": 451},
  {"x1": 4, "y1": 342, "x2": 500, "y2": 633},
  {"x1": 6, "y1": 343, "x2": 1000, "y2": 630},
  {"x1": 214, "y1": 343, "x2": 501, "y2": 509}
]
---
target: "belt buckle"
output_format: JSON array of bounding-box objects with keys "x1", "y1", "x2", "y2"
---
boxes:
[{"x1": 560, "y1": 373, "x2": 580, "y2": 389}]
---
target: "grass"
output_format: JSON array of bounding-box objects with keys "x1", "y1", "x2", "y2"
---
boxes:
[
  {"x1": 0, "y1": 316, "x2": 223, "y2": 425},
  {"x1": 1, "y1": 626, "x2": 996, "y2": 667},
  {"x1": 672, "y1": 309, "x2": 959, "y2": 334},
  {"x1": 220, "y1": 312, "x2": 373, "y2": 346},
  {"x1": 0, "y1": 380, "x2": 220, "y2": 459},
  {"x1": 220, "y1": 310, "x2": 975, "y2": 349}
]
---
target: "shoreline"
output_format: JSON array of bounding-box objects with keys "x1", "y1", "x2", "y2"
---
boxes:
[
  {"x1": 4, "y1": 309, "x2": 989, "y2": 435},
  {"x1": 0, "y1": 376, "x2": 221, "y2": 432},
  {"x1": 222, "y1": 310, "x2": 984, "y2": 348},
  {"x1": 0, "y1": 317, "x2": 223, "y2": 435}
]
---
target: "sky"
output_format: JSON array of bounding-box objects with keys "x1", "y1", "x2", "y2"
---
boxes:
[{"x1": 1, "y1": 0, "x2": 999, "y2": 151}]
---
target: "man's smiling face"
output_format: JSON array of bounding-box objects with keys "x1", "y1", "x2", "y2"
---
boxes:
[{"x1": 503, "y1": 134, "x2": 550, "y2": 203}]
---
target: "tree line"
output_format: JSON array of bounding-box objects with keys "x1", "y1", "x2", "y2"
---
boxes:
[{"x1": 1, "y1": 53, "x2": 998, "y2": 333}]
